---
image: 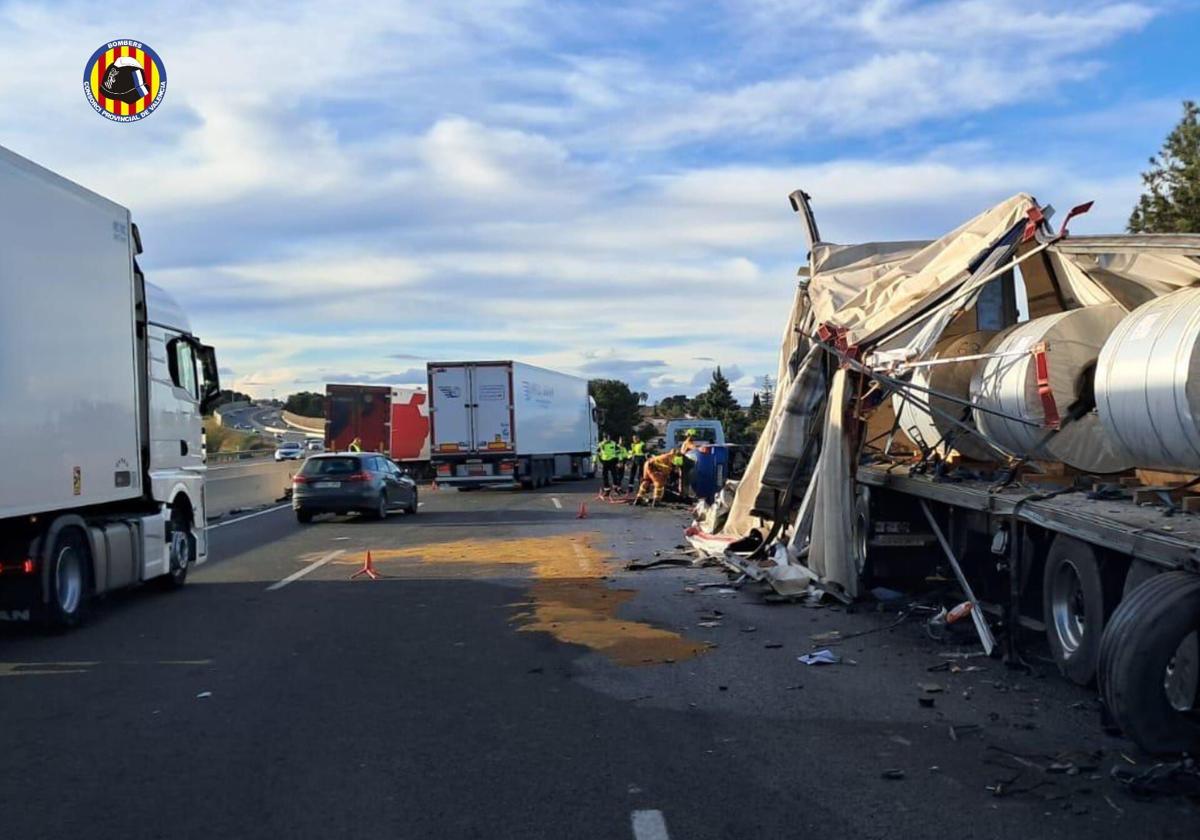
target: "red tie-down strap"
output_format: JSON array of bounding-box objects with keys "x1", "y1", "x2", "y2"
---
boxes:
[
  {"x1": 1021, "y1": 205, "x2": 1046, "y2": 243},
  {"x1": 1032, "y1": 342, "x2": 1060, "y2": 429}
]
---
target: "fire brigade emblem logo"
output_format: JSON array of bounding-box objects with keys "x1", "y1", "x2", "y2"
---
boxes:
[{"x1": 83, "y1": 40, "x2": 167, "y2": 122}]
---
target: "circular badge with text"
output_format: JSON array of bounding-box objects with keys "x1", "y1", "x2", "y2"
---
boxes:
[{"x1": 83, "y1": 40, "x2": 167, "y2": 122}]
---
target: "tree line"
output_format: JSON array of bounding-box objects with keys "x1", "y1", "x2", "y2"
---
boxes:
[{"x1": 588, "y1": 367, "x2": 774, "y2": 446}]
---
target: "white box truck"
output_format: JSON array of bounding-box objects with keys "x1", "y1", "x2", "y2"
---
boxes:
[
  {"x1": 0, "y1": 145, "x2": 219, "y2": 627},
  {"x1": 427, "y1": 361, "x2": 598, "y2": 488}
]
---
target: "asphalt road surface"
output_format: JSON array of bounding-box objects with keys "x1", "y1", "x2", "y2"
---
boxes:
[{"x1": 2, "y1": 483, "x2": 1198, "y2": 838}]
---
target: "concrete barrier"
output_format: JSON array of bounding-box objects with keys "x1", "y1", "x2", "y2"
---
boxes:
[
  {"x1": 281, "y1": 410, "x2": 324, "y2": 435},
  {"x1": 206, "y1": 459, "x2": 298, "y2": 518}
]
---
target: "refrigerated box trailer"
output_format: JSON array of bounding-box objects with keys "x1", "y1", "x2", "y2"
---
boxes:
[
  {"x1": 324, "y1": 383, "x2": 431, "y2": 466},
  {"x1": 427, "y1": 361, "x2": 598, "y2": 488},
  {"x1": 0, "y1": 145, "x2": 219, "y2": 627}
]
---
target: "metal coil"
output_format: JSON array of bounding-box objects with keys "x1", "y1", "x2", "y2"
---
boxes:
[
  {"x1": 893, "y1": 330, "x2": 996, "y2": 461},
  {"x1": 1096, "y1": 286, "x2": 1200, "y2": 472},
  {"x1": 971, "y1": 304, "x2": 1132, "y2": 473}
]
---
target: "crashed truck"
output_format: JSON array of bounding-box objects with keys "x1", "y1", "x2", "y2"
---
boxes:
[{"x1": 691, "y1": 191, "x2": 1200, "y2": 755}]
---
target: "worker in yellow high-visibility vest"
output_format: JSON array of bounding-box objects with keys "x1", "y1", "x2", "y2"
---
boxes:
[
  {"x1": 615, "y1": 437, "x2": 630, "y2": 492},
  {"x1": 349, "y1": 437, "x2": 363, "y2": 453},
  {"x1": 627, "y1": 435, "x2": 646, "y2": 492},
  {"x1": 596, "y1": 434, "x2": 620, "y2": 495}
]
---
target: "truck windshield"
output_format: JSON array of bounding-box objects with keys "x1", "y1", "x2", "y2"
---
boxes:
[{"x1": 300, "y1": 457, "x2": 360, "y2": 476}]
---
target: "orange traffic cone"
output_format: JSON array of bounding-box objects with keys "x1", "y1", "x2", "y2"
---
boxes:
[
  {"x1": 351, "y1": 550, "x2": 381, "y2": 580},
  {"x1": 577, "y1": 502, "x2": 588, "y2": 519}
]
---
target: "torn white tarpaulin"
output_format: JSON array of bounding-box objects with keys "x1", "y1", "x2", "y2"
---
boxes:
[{"x1": 701, "y1": 193, "x2": 1046, "y2": 597}]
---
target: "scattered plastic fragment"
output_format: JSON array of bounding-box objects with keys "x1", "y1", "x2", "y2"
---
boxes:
[
  {"x1": 195, "y1": 691, "x2": 212, "y2": 699},
  {"x1": 798, "y1": 649, "x2": 841, "y2": 666},
  {"x1": 881, "y1": 769, "x2": 905, "y2": 780}
]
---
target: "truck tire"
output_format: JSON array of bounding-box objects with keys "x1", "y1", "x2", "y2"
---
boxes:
[
  {"x1": 1042, "y1": 535, "x2": 1116, "y2": 685},
  {"x1": 1099, "y1": 570, "x2": 1200, "y2": 754},
  {"x1": 851, "y1": 487, "x2": 871, "y2": 578},
  {"x1": 161, "y1": 511, "x2": 194, "y2": 590},
  {"x1": 44, "y1": 528, "x2": 89, "y2": 629},
  {"x1": 1099, "y1": 562, "x2": 1170, "y2": 717}
]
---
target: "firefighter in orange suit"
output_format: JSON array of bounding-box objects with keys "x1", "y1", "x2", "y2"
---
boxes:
[{"x1": 634, "y1": 450, "x2": 678, "y2": 506}]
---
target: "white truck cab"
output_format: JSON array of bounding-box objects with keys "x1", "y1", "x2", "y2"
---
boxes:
[{"x1": 0, "y1": 145, "x2": 219, "y2": 627}]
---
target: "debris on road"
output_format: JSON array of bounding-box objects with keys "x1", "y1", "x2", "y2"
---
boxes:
[
  {"x1": 881, "y1": 769, "x2": 906, "y2": 780},
  {"x1": 628, "y1": 556, "x2": 696, "y2": 571},
  {"x1": 798, "y1": 649, "x2": 841, "y2": 666},
  {"x1": 947, "y1": 724, "x2": 980, "y2": 741},
  {"x1": 1111, "y1": 757, "x2": 1200, "y2": 798},
  {"x1": 195, "y1": 691, "x2": 212, "y2": 699}
]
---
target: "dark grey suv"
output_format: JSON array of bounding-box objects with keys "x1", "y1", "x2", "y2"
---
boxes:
[{"x1": 292, "y1": 452, "x2": 418, "y2": 524}]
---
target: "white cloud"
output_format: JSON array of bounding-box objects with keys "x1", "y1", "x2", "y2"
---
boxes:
[{"x1": 0, "y1": 0, "x2": 1175, "y2": 403}]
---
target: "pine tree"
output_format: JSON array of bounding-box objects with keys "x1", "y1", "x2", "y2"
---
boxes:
[
  {"x1": 1129, "y1": 101, "x2": 1200, "y2": 233},
  {"x1": 693, "y1": 367, "x2": 747, "y2": 443},
  {"x1": 747, "y1": 393, "x2": 765, "y2": 423},
  {"x1": 760, "y1": 375, "x2": 775, "y2": 411}
]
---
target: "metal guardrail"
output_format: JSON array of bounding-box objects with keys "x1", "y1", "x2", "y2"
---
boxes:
[{"x1": 206, "y1": 448, "x2": 275, "y2": 465}]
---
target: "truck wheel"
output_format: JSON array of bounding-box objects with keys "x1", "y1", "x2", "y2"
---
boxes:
[
  {"x1": 1100, "y1": 570, "x2": 1200, "y2": 754},
  {"x1": 162, "y1": 514, "x2": 193, "y2": 589},
  {"x1": 1042, "y1": 536, "x2": 1115, "y2": 685},
  {"x1": 851, "y1": 487, "x2": 871, "y2": 578},
  {"x1": 1099, "y1": 561, "x2": 1167, "y2": 714},
  {"x1": 45, "y1": 528, "x2": 89, "y2": 629}
]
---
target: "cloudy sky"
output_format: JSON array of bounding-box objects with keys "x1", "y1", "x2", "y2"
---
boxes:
[{"x1": 3, "y1": 1, "x2": 1197, "y2": 401}]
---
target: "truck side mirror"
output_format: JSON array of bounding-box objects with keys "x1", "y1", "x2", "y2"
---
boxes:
[{"x1": 197, "y1": 343, "x2": 220, "y2": 414}]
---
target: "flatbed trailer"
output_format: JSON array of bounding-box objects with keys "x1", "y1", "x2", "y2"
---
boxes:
[
  {"x1": 858, "y1": 464, "x2": 1200, "y2": 575},
  {"x1": 855, "y1": 461, "x2": 1200, "y2": 754}
]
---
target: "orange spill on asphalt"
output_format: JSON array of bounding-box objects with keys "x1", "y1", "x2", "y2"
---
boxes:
[{"x1": 344, "y1": 534, "x2": 709, "y2": 666}]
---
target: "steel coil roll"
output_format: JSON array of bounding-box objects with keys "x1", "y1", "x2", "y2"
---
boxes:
[
  {"x1": 1096, "y1": 286, "x2": 1200, "y2": 472},
  {"x1": 971, "y1": 304, "x2": 1132, "y2": 473}
]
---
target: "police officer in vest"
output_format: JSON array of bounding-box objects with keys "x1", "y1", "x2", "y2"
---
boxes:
[{"x1": 596, "y1": 434, "x2": 619, "y2": 495}]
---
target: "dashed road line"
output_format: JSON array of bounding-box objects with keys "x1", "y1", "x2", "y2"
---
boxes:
[
  {"x1": 551, "y1": 497, "x2": 563, "y2": 509},
  {"x1": 266, "y1": 550, "x2": 345, "y2": 591},
  {"x1": 631, "y1": 810, "x2": 670, "y2": 840}
]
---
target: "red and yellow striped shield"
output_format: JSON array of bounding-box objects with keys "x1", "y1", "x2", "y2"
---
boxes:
[{"x1": 83, "y1": 40, "x2": 167, "y2": 122}]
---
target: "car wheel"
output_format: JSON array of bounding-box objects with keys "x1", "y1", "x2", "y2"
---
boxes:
[
  {"x1": 406, "y1": 490, "x2": 418, "y2": 515},
  {"x1": 45, "y1": 528, "x2": 89, "y2": 629},
  {"x1": 371, "y1": 493, "x2": 388, "y2": 521},
  {"x1": 296, "y1": 509, "x2": 314, "y2": 524}
]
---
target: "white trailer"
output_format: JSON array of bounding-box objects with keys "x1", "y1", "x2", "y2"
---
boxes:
[
  {"x1": 427, "y1": 361, "x2": 598, "y2": 488},
  {"x1": 0, "y1": 145, "x2": 219, "y2": 627}
]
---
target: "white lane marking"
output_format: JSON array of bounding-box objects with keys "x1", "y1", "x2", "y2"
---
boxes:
[
  {"x1": 266, "y1": 550, "x2": 345, "y2": 592},
  {"x1": 208, "y1": 503, "x2": 292, "y2": 530},
  {"x1": 631, "y1": 810, "x2": 670, "y2": 840},
  {"x1": 551, "y1": 497, "x2": 563, "y2": 510}
]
